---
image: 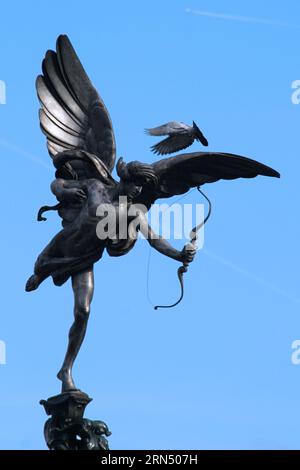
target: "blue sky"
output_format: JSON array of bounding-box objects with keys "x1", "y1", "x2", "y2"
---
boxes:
[{"x1": 0, "y1": 0, "x2": 299, "y2": 449}]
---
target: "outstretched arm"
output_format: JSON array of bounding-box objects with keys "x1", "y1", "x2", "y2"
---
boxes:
[
  {"x1": 138, "y1": 211, "x2": 196, "y2": 263},
  {"x1": 51, "y1": 178, "x2": 87, "y2": 203}
]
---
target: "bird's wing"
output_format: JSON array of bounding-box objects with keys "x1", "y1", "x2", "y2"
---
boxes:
[
  {"x1": 135, "y1": 152, "x2": 280, "y2": 209},
  {"x1": 37, "y1": 34, "x2": 116, "y2": 173},
  {"x1": 150, "y1": 134, "x2": 195, "y2": 155},
  {"x1": 145, "y1": 121, "x2": 189, "y2": 136}
]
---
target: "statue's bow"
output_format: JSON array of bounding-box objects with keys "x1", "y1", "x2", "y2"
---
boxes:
[{"x1": 154, "y1": 187, "x2": 212, "y2": 310}]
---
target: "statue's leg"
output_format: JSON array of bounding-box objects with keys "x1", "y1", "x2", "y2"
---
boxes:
[{"x1": 57, "y1": 267, "x2": 94, "y2": 392}]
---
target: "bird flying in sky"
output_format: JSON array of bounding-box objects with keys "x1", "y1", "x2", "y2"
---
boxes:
[{"x1": 145, "y1": 121, "x2": 208, "y2": 155}]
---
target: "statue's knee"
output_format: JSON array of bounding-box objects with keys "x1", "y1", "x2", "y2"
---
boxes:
[{"x1": 74, "y1": 304, "x2": 90, "y2": 321}]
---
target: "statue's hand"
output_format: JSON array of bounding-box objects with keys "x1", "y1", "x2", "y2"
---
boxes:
[
  {"x1": 62, "y1": 188, "x2": 87, "y2": 203},
  {"x1": 180, "y1": 243, "x2": 197, "y2": 265}
]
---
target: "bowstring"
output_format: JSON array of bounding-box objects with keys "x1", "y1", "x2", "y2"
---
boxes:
[{"x1": 146, "y1": 188, "x2": 198, "y2": 308}]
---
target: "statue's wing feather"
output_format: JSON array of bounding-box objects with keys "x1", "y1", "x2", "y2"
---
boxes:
[
  {"x1": 39, "y1": 109, "x2": 85, "y2": 147},
  {"x1": 136, "y1": 152, "x2": 280, "y2": 208},
  {"x1": 47, "y1": 141, "x2": 70, "y2": 156},
  {"x1": 151, "y1": 134, "x2": 194, "y2": 155},
  {"x1": 36, "y1": 76, "x2": 83, "y2": 133},
  {"x1": 37, "y1": 35, "x2": 116, "y2": 172},
  {"x1": 40, "y1": 107, "x2": 81, "y2": 137}
]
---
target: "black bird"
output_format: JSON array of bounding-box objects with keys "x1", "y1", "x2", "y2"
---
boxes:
[{"x1": 145, "y1": 121, "x2": 208, "y2": 156}]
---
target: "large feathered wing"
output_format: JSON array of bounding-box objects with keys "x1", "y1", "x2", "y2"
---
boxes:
[
  {"x1": 36, "y1": 34, "x2": 116, "y2": 173},
  {"x1": 135, "y1": 152, "x2": 280, "y2": 209}
]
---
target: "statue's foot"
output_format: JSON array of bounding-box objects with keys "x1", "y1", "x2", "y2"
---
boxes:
[
  {"x1": 57, "y1": 368, "x2": 78, "y2": 393},
  {"x1": 25, "y1": 274, "x2": 41, "y2": 292}
]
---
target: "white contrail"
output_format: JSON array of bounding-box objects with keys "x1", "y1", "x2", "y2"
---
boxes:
[
  {"x1": 0, "y1": 138, "x2": 52, "y2": 171},
  {"x1": 185, "y1": 8, "x2": 291, "y2": 27},
  {"x1": 203, "y1": 248, "x2": 300, "y2": 306}
]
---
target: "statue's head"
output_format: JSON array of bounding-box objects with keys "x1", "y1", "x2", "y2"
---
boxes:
[{"x1": 116, "y1": 157, "x2": 158, "y2": 201}]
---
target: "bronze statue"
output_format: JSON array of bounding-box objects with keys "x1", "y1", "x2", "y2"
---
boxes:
[{"x1": 26, "y1": 35, "x2": 280, "y2": 398}]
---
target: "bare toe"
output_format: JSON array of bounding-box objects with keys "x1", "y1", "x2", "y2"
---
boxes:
[{"x1": 25, "y1": 275, "x2": 39, "y2": 292}]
